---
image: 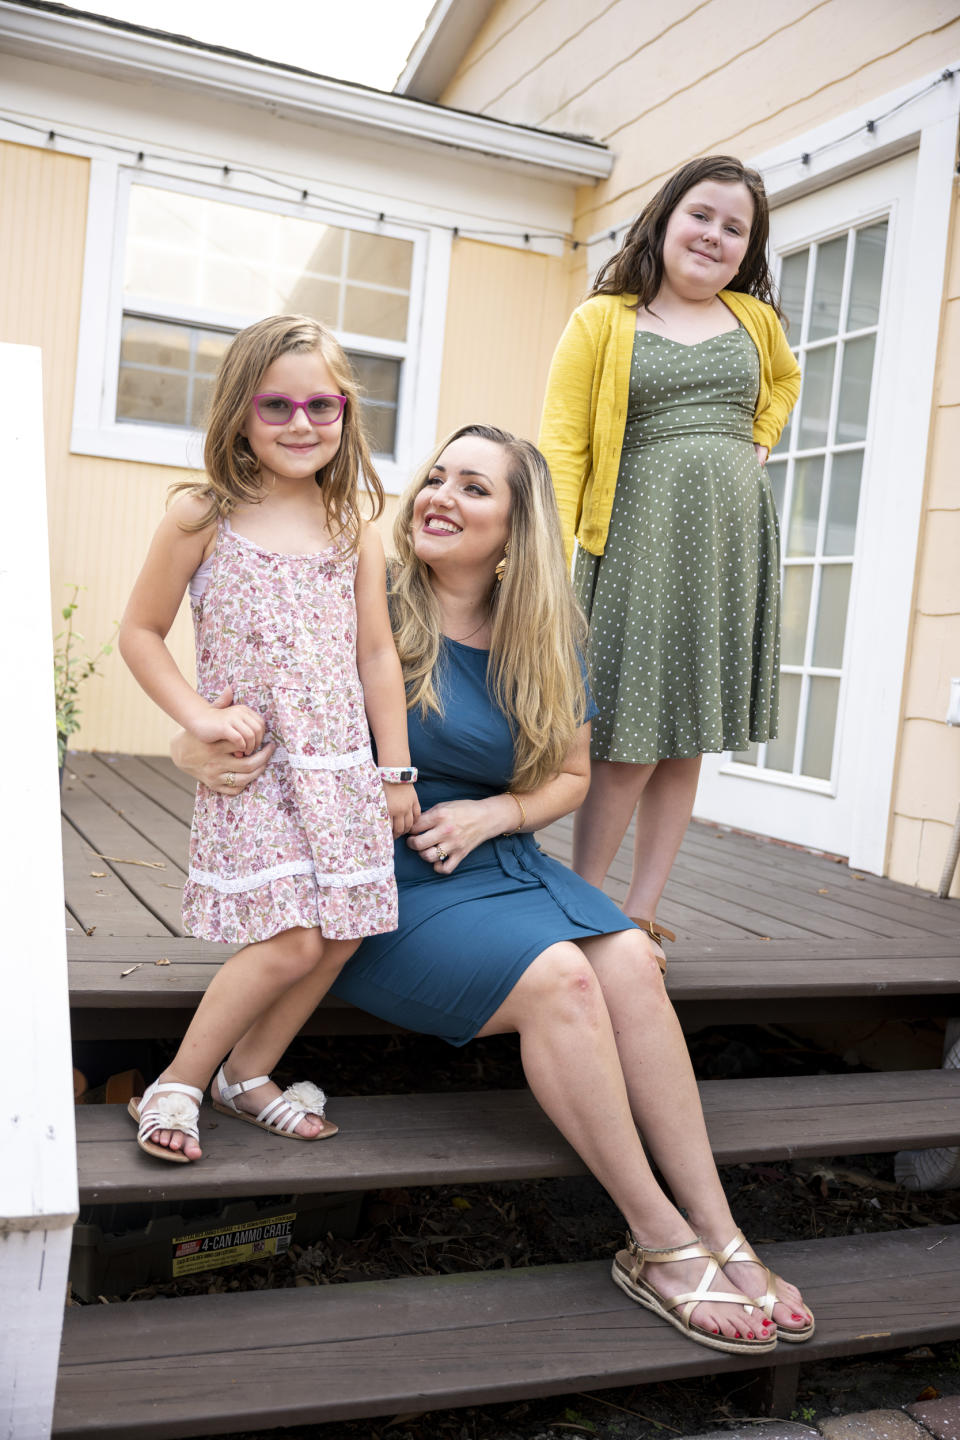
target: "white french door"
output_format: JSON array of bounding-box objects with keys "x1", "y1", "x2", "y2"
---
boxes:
[{"x1": 695, "y1": 152, "x2": 920, "y2": 862}]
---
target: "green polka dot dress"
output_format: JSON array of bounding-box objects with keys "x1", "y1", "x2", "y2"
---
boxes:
[{"x1": 574, "y1": 327, "x2": 780, "y2": 764}]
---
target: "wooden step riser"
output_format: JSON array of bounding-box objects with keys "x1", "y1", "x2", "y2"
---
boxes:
[
  {"x1": 77, "y1": 1069, "x2": 960, "y2": 1204},
  {"x1": 53, "y1": 1225, "x2": 960, "y2": 1439}
]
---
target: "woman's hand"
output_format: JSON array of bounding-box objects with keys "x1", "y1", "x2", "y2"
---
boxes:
[
  {"x1": 753, "y1": 443, "x2": 769, "y2": 466},
  {"x1": 406, "y1": 798, "x2": 502, "y2": 874},
  {"x1": 170, "y1": 687, "x2": 274, "y2": 795}
]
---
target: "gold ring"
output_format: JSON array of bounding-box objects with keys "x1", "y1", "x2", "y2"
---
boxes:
[
  {"x1": 224, "y1": 772, "x2": 238, "y2": 788},
  {"x1": 435, "y1": 846, "x2": 448, "y2": 862}
]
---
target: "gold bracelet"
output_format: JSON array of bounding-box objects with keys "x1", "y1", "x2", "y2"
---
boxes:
[{"x1": 502, "y1": 790, "x2": 526, "y2": 835}]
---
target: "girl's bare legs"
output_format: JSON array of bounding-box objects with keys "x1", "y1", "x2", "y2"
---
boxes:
[
  {"x1": 151, "y1": 929, "x2": 358, "y2": 1158},
  {"x1": 581, "y1": 928, "x2": 812, "y2": 1332},
  {"x1": 475, "y1": 941, "x2": 762, "y2": 1340},
  {"x1": 573, "y1": 757, "x2": 701, "y2": 962}
]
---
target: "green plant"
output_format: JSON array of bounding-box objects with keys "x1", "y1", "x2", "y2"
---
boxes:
[
  {"x1": 53, "y1": 584, "x2": 117, "y2": 768},
  {"x1": 790, "y1": 1405, "x2": 817, "y2": 1423}
]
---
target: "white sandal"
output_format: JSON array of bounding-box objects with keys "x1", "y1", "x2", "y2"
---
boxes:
[
  {"x1": 128, "y1": 1078, "x2": 204, "y2": 1164},
  {"x1": 211, "y1": 1066, "x2": 338, "y2": 1140}
]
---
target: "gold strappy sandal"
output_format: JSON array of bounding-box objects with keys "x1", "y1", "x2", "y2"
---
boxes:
[
  {"x1": 713, "y1": 1227, "x2": 815, "y2": 1343},
  {"x1": 629, "y1": 918, "x2": 676, "y2": 975},
  {"x1": 611, "y1": 1234, "x2": 777, "y2": 1355}
]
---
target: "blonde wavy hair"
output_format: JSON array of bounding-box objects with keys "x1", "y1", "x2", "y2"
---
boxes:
[
  {"x1": 390, "y1": 424, "x2": 588, "y2": 792},
  {"x1": 170, "y1": 314, "x2": 383, "y2": 549}
]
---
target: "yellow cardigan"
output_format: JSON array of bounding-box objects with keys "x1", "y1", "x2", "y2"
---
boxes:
[{"x1": 538, "y1": 290, "x2": 801, "y2": 564}]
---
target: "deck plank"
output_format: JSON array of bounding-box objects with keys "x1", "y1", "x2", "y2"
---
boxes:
[
  {"x1": 53, "y1": 1226, "x2": 960, "y2": 1438},
  {"x1": 61, "y1": 817, "x2": 167, "y2": 938},
  {"x1": 61, "y1": 775, "x2": 185, "y2": 935},
  {"x1": 75, "y1": 1068, "x2": 960, "y2": 1203}
]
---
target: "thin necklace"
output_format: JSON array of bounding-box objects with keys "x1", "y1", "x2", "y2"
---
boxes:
[{"x1": 447, "y1": 615, "x2": 488, "y2": 644}]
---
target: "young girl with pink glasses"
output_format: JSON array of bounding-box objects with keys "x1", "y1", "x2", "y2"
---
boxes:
[{"x1": 119, "y1": 314, "x2": 417, "y2": 1164}]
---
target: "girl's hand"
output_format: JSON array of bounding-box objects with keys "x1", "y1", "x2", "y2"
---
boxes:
[
  {"x1": 754, "y1": 443, "x2": 769, "y2": 466},
  {"x1": 190, "y1": 700, "x2": 265, "y2": 754},
  {"x1": 407, "y1": 799, "x2": 498, "y2": 874},
  {"x1": 382, "y1": 781, "x2": 420, "y2": 838},
  {"x1": 172, "y1": 688, "x2": 275, "y2": 794}
]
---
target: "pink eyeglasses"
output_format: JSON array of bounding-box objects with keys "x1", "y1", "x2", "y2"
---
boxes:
[{"x1": 251, "y1": 392, "x2": 346, "y2": 425}]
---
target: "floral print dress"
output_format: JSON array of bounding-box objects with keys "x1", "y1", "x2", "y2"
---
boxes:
[{"x1": 181, "y1": 521, "x2": 397, "y2": 945}]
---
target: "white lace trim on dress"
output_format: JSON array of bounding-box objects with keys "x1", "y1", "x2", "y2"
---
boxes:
[
  {"x1": 188, "y1": 858, "x2": 394, "y2": 894},
  {"x1": 271, "y1": 744, "x2": 373, "y2": 771}
]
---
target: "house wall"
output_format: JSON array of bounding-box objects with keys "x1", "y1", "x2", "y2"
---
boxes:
[
  {"x1": 440, "y1": 0, "x2": 960, "y2": 243},
  {"x1": 436, "y1": 237, "x2": 571, "y2": 438},
  {"x1": 2, "y1": 139, "x2": 569, "y2": 756},
  {"x1": 0, "y1": 137, "x2": 193, "y2": 760},
  {"x1": 888, "y1": 189, "x2": 960, "y2": 899}
]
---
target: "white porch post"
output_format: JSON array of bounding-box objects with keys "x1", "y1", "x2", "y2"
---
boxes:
[{"x1": 0, "y1": 345, "x2": 79, "y2": 1437}]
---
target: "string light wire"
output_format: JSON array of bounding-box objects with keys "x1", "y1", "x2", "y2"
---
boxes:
[{"x1": 2, "y1": 64, "x2": 954, "y2": 254}]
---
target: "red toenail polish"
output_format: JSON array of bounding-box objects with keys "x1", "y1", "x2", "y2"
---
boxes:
[
  {"x1": 747, "y1": 1332, "x2": 754, "y2": 1339},
  {"x1": 791, "y1": 1313, "x2": 804, "y2": 1320}
]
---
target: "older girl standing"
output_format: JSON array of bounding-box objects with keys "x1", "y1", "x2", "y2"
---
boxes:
[{"x1": 539, "y1": 156, "x2": 800, "y2": 969}]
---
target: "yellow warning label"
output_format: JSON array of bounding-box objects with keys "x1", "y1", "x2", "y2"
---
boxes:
[{"x1": 171, "y1": 1212, "x2": 296, "y2": 1277}]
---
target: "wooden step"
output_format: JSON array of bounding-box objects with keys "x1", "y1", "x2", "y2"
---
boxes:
[
  {"x1": 53, "y1": 1225, "x2": 960, "y2": 1438},
  {"x1": 68, "y1": 934, "x2": 960, "y2": 1040},
  {"x1": 77, "y1": 1068, "x2": 960, "y2": 1204}
]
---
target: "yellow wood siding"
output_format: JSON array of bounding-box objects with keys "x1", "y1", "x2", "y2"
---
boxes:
[
  {"x1": 1, "y1": 140, "x2": 196, "y2": 758},
  {"x1": 888, "y1": 187, "x2": 960, "y2": 898},
  {"x1": 435, "y1": 237, "x2": 571, "y2": 441},
  {"x1": 441, "y1": 0, "x2": 960, "y2": 240}
]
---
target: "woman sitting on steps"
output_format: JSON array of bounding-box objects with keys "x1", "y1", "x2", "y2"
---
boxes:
[{"x1": 171, "y1": 422, "x2": 815, "y2": 1357}]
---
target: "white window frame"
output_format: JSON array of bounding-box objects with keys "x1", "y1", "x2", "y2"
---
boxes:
[{"x1": 71, "y1": 159, "x2": 450, "y2": 493}]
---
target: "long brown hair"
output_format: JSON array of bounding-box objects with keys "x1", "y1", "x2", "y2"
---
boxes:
[
  {"x1": 170, "y1": 314, "x2": 383, "y2": 550},
  {"x1": 390, "y1": 424, "x2": 588, "y2": 793},
  {"x1": 591, "y1": 155, "x2": 782, "y2": 318}
]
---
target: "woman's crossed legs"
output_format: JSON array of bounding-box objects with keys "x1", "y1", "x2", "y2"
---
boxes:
[{"x1": 476, "y1": 930, "x2": 811, "y2": 1339}]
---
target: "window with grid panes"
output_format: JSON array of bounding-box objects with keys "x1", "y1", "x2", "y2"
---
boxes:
[
  {"x1": 737, "y1": 219, "x2": 888, "y2": 783},
  {"x1": 115, "y1": 185, "x2": 412, "y2": 457}
]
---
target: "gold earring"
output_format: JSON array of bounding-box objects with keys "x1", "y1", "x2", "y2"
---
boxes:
[{"x1": 494, "y1": 541, "x2": 510, "y2": 584}]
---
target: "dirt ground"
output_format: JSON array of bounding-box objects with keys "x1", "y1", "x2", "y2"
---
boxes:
[{"x1": 74, "y1": 1022, "x2": 960, "y2": 1439}]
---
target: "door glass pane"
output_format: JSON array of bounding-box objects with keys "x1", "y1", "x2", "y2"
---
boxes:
[
  {"x1": 802, "y1": 676, "x2": 840, "y2": 779},
  {"x1": 766, "y1": 672, "x2": 801, "y2": 772},
  {"x1": 808, "y1": 236, "x2": 847, "y2": 341},
  {"x1": 765, "y1": 459, "x2": 786, "y2": 518},
  {"x1": 812, "y1": 565, "x2": 852, "y2": 669},
  {"x1": 779, "y1": 251, "x2": 808, "y2": 336},
  {"x1": 781, "y1": 565, "x2": 813, "y2": 665},
  {"x1": 824, "y1": 451, "x2": 862, "y2": 555},
  {"x1": 797, "y1": 344, "x2": 835, "y2": 449},
  {"x1": 736, "y1": 740, "x2": 759, "y2": 766},
  {"x1": 836, "y1": 334, "x2": 875, "y2": 443},
  {"x1": 786, "y1": 456, "x2": 824, "y2": 556},
  {"x1": 846, "y1": 222, "x2": 887, "y2": 330}
]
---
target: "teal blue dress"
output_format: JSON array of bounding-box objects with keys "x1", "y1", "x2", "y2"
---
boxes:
[{"x1": 331, "y1": 638, "x2": 633, "y2": 1045}]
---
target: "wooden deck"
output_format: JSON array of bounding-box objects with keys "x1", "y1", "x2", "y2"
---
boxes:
[
  {"x1": 59, "y1": 752, "x2": 960, "y2": 1436},
  {"x1": 61, "y1": 748, "x2": 960, "y2": 1008}
]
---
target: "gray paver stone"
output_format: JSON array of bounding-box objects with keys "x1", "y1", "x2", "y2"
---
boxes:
[
  {"x1": 907, "y1": 1394, "x2": 960, "y2": 1440},
  {"x1": 819, "y1": 1413, "x2": 932, "y2": 1440}
]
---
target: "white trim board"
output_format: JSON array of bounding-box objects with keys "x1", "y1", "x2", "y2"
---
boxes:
[{"x1": 0, "y1": 343, "x2": 77, "y2": 1436}]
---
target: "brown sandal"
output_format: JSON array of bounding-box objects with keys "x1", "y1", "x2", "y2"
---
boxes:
[
  {"x1": 713, "y1": 1227, "x2": 815, "y2": 1342},
  {"x1": 629, "y1": 918, "x2": 676, "y2": 974},
  {"x1": 612, "y1": 1234, "x2": 777, "y2": 1355}
]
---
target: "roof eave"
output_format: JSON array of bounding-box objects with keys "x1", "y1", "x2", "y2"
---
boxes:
[
  {"x1": 394, "y1": 0, "x2": 496, "y2": 103},
  {"x1": 0, "y1": 2, "x2": 612, "y2": 184}
]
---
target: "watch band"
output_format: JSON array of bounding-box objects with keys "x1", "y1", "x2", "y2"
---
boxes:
[{"x1": 377, "y1": 765, "x2": 418, "y2": 784}]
